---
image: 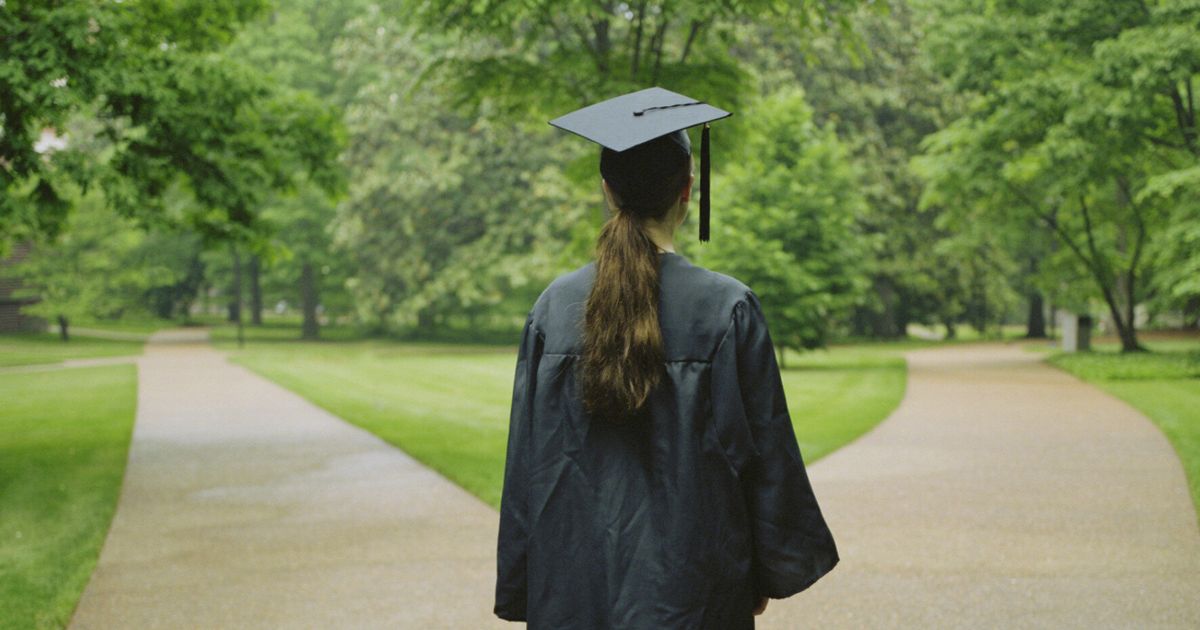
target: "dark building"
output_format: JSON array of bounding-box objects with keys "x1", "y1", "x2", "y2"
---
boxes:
[{"x1": 0, "y1": 242, "x2": 45, "y2": 332}]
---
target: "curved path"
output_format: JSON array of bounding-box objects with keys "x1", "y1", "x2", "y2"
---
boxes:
[
  {"x1": 70, "y1": 330, "x2": 508, "y2": 629},
  {"x1": 69, "y1": 335, "x2": 1199, "y2": 628},
  {"x1": 760, "y1": 343, "x2": 1200, "y2": 629}
]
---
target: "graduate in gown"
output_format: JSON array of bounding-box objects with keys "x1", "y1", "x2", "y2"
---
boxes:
[{"x1": 495, "y1": 88, "x2": 838, "y2": 630}]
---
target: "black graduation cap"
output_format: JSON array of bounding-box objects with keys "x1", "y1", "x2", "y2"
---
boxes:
[{"x1": 549, "y1": 87, "x2": 731, "y2": 242}]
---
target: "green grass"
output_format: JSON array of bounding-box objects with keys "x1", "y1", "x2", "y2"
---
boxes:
[
  {"x1": 228, "y1": 341, "x2": 518, "y2": 507},
  {"x1": 0, "y1": 366, "x2": 137, "y2": 629},
  {"x1": 0, "y1": 333, "x2": 144, "y2": 367},
  {"x1": 208, "y1": 319, "x2": 523, "y2": 347},
  {"x1": 1048, "y1": 340, "x2": 1200, "y2": 520},
  {"x1": 208, "y1": 320, "x2": 372, "y2": 345},
  {"x1": 905, "y1": 322, "x2": 1028, "y2": 342},
  {"x1": 70, "y1": 317, "x2": 176, "y2": 335},
  {"x1": 781, "y1": 345, "x2": 908, "y2": 462},
  {"x1": 226, "y1": 334, "x2": 908, "y2": 509}
]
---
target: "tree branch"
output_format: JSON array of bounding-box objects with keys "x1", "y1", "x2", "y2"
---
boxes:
[
  {"x1": 1117, "y1": 175, "x2": 1146, "y2": 307},
  {"x1": 631, "y1": 1, "x2": 647, "y2": 79},
  {"x1": 680, "y1": 19, "x2": 702, "y2": 64},
  {"x1": 1138, "y1": 131, "x2": 1185, "y2": 150},
  {"x1": 1078, "y1": 194, "x2": 1109, "y2": 282},
  {"x1": 1169, "y1": 84, "x2": 1199, "y2": 157},
  {"x1": 1187, "y1": 77, "x2": 1195, "y2": 127},
  {"x1": 650, "y1": 14, "x2": 670, "y2": 85},
  {"x1": 1005, "y1": 181, "x2": 1115, "y2": 307}
]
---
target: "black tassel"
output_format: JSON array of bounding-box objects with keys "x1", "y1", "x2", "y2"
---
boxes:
[{"x1": 699, "y1": 123, "x2": 710, "y2": 242}]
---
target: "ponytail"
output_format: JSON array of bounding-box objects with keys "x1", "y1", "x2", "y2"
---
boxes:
[{"x1": 581, "y1": 209, "x2": 666, "y2": 421}]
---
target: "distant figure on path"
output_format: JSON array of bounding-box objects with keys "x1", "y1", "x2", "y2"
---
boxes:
[{"x1": 494, "y1": 88, "x2": 838, "y2": 629}]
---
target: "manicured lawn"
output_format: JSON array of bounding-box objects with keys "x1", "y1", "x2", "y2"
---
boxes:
[
  {"x1": 1048, "y1": 340, "x2": 1200, "y2": 520},
  {"x1": 782, "y1": 344, "x2": 908, "y2": 462},
  {"x1": 0, "y1": 333, "x2": 144, "y2": 368},
  {"x1": 226, "y1": 336, "x2": 908, "y2": 509},
  {"x1": 0, "y1": 366, "x2": 137, "y2": 630},
  {"x1": 71, "y1": 317, "x2": 176, "y2": 335}
]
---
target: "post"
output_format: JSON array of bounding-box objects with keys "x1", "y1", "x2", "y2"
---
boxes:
[{"x1": 231, "y1": 244, "x2": 244, "y2": 349}]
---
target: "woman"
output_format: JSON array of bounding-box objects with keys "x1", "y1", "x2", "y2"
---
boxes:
[{"x1": 495, "y1": 89, "x2": 838, "y2": 629}]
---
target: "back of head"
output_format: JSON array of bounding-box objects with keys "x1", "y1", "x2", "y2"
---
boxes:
[{"x1": 581, "y1": 134, "x2": 690, "y2": 422}]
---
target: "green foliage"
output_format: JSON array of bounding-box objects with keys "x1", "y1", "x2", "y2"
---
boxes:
[
  {"x1": 220, "y1": 0, "x2": 363, "y2": 331},
  {"x1": 916, "y1": 0, "x2": 1200, "y2": 350},
  {"x1": 0, "y1": 0, "x2": 277, "y2": 243},
  {"x1": 698, "y1": 87, "x2": 866, "y2": 350},
  {"x1": 331, "y1": 10, "x2": 584, "y2": 332},
  {"x1": 411, "y1": 0, "x2": 864, "y2": 120},
  {"x1": 0, "y1": 332, "x2": 143, "y2": 367},
  {"x1": 0, "y1": 366, "x2": 137, "y2": 630},
  {"x1": 12, "y1": 191, "x2": 203, "y2": 328},
  {"x1": 730, "y1": 1, "x2": 1028, "y2": 339},
  {"x1": 99, "y1": 52, "x2": 343, "y2": 241}
]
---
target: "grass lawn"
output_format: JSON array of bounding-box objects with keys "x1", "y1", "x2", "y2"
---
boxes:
[
  {"x1": 70, "y1": 317, "x2": 177, "y2": 335},
  {"x1": 1048, "y1": 339, "x2": 1200, "y2": 520},
  {"x1": 782, "y1": 344, "x2": 908, "y2": 462},
  {"x1": 0, "y1": 333, "x2": 144, "y2": 368},
  {"x1": 224, "y1": 333, "x2": 908, "y2": 509},
  {"x1": 0, "y1": 366, "x2": 137, "y2": 630}
]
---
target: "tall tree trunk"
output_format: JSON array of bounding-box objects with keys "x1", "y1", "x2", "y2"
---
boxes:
[
  {"x1": 943, "y1": 318, "x2": 957, "y2": 340},
  {"x1": 57, "y1": 315, "x2": 69, "y2": 341},
  {"x1": 249, "y1": 255, "x2": 263, "y2": 326},
  {"x1": 299, "y1": 261, "x2": 320, "y2": 340},
  {"x1": 1115, "y1": 317, "x2": 1141, "y2": 352},
  {"x1": 895, "y1": 310, "x2": 911, "y2": 339},
  {"x1": 630, "y1": 1, "x2": 646, "y2": 78},
  {"x1": 228, "y1": 247, "x2": 242, "y2": 324},
  {"x1": 1047, "y1": 298, "x2": 1056, "y2": 339},
  {"x1": 231, "y1": 245, "x2": 244, "y2": 348},
  {"x1": 1101, "y1": 294, "x2": 1142, "y2": 352},
  {"x1": 1184, "y1": 296, "x2": 1200, "y2": 329},
  {"x1": 1025, "y1": 291, "x2": 1046, "y2": 338},
  {"x1": 873, "y1": 276, "x2": 900, "y2": 338},
  {"x1": 1036, "y1": 190, "x2": 1143, "y2": 352},
  {"x1": 417, "y1": 309, "x2": 435, "y2": 332}
]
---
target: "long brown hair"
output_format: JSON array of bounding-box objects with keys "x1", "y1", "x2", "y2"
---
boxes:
[{"x1": 581, "y1": 140, "x2": 689, "y2": 421}]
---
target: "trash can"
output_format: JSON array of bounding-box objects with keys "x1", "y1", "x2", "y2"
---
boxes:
[{"x1": 1058, "y1": 311, "x2": 1093, "y2": 352}]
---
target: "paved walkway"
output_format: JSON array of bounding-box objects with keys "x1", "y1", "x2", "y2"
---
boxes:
[
  {"x1": 70, "y1": 330, "x2": 507, "y2": 629},
  {"x1": 70, "y1": 335, "x2": 1200, "y2": 628},
  {"x1": 760, "y1": 343, "x2": 1200, "y2": 629}
]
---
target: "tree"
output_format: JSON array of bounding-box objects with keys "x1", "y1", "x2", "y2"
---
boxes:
[
  {"x1": 0, "y1": 0, "x2": 270, "y2": 243},
  {"x1": 697, "y1": 87, "x2": 866, "y2": 362},
  {"x1": 331, "y1": 10, "x2": 582, "y2": 334},
  {"x1": 223, "y1": 0, "x2": 362, "y2": 338},
  {"x1": 917, "y1": 0, "x2": 1200, "y2": 352},
  {"x1": 414, "y1": 0, "x2": 864, "y2": 118},
  {"x1": 3, "y1": 1, "x2": 344, "y2": 350},
  {"x1": 13, "y1": 189, "x2": 198, "y2": 339}
]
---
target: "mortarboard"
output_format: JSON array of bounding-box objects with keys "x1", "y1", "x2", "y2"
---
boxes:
[{"x1": 549, "y1": 87, "x2": 731, "y2": 242}]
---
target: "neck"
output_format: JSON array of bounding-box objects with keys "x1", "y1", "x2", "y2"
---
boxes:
[
  {"x1": 640, "y1": 202, "x2": 682, "y2": 254},
  {"x1": 643, "y1": 223, "x2": 676, "y2": 253}
]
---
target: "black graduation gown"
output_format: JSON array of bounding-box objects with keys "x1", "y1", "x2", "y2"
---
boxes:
[{"x1": 495, "y1": 252, "x2": 838, "y2": 629}]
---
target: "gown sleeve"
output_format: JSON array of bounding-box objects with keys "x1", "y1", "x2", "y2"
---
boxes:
[
  {"x1": 712, "y1": 291, "x2": 839, "y2": 600},
  {"x1": 494, "y1": 312, "x2": 543, "y2": 621}
]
